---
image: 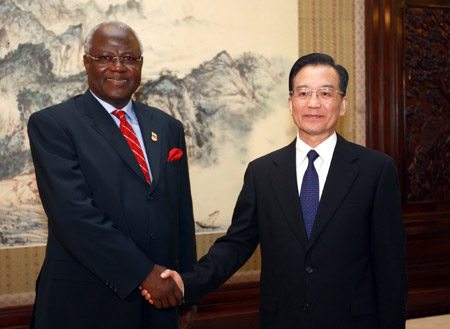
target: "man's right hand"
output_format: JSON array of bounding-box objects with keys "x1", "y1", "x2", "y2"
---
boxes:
[
  {"x1": 140, "y1": 269, "x2": 184, "y2": 306},
  {"x1": 140, "y1": 264, "x2": 183, "y2": 309}
]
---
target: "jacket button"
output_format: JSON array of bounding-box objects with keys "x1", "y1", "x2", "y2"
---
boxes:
[
  {"x1": 305, "y1": 266, "x2": 314, "y2": 274},
  {"x1": 303, "y1": 304, "x2": 309, "y2": 311},
  {"x1": 150, "y1": 233, "x2": 157, "y2": 239},
  {"x1": 147, "y1": 195, "x2": 154, "y2": 200}
]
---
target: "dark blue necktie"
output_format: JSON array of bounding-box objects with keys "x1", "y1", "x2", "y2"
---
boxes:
[{"x1": 300, "y1": 150, "x2": 319, "y2": 239}]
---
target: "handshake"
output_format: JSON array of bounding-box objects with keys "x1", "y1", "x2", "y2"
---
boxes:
[
  {"x1": 140, "y1": 264, "x2": 195, "y2": 328},
  {"x1": 139, "y1": 264, "x2": 184, "y2": 309}
]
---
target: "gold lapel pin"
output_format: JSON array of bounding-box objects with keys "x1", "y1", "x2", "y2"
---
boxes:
[{"x1": 151, "y1": 132, "x2": 158, "y2": 142}]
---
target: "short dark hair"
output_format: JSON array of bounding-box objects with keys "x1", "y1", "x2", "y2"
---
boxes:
[{"x1": 288, "y1": 53, "x2": 349, "y2": 94}]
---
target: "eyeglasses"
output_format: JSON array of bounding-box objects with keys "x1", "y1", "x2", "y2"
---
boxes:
[
  {"x1": 86, "y1": 54, "x2": 143, "y2": 66},
  {"x1": 289, "y1": 87, "x2": 345, "y2": 100}
]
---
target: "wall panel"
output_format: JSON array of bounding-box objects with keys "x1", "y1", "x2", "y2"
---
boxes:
[{"x1": 366, "y1": 0, "x2": 450, "y2": 318}]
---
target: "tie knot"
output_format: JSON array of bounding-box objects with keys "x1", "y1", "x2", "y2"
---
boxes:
[
  {"x1": 112, "y1": 110, "x2": 127, "y2": 122},
  {"x1": 307, "y1": 150, "x2": 319, "y2": 162}
]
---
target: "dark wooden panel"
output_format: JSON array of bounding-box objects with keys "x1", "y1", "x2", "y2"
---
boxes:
[
  {"x1": 366, "y1": 0, "x2": 450, "y2": 319},
  {"x1": 401, "y1": 4, "x2": 450, "y2": 208},
  {"x1": 191, "y1": 281, "x2": 260, "y2": 329},
  {"x1": 405, "y1": 215, "x2": 450, "y2": 317},
  {"x1": 0, "y1": 305, "x2": 31, "y2": 329}
]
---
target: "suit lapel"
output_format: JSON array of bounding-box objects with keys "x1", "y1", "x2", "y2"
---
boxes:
[
  {"x1": 134, "y1": 102, "x2": 162, "y2": 191},
  {"x1": 79, "y1": 91, "x2": 149, "y2": 184},
  {"x1": 270, "y1": 140, "x2": 309, "y2": 250},
  {"x1": 307, "y1": 135, "x2": 359, "y2": 247}
]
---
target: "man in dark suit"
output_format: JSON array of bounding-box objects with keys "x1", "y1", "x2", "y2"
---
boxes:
[
  {"x1": 145, "y1": 53, "x2": 407, "y2": 328},
  {"x1": 27, "y1": 21, "x2": 196, "y2": 329}
]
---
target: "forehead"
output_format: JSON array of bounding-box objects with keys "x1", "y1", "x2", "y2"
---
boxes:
[
  {"x1": 294, "y1": 64, "x2": 340, "y2": 88},
  {"x1": 90, "y1": 27, "x2": 140, "y2": 54}
]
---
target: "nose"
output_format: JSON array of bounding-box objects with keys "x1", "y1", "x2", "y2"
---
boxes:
[
  {"x1": 110, "y1": 58, "x2": 127, "y2": 71},
  {"x1": 307, "y1": 92, "x2": 320, "y2": 107}
]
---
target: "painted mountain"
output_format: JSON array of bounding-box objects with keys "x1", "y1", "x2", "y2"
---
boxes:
[{"x1": 0, "y1": 0, "x2": 294, "y2": 246}]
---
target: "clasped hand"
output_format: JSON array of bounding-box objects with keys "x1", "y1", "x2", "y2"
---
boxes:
[
  {"x1": 140, "y1": 267, "x2": 183, "y2": 307},
  {"x1": 140, "y1": 267, "x2": 195, "y2": 328},
  {"x1": 139, "y1": 264, "x2": 183, "y2": 309}
]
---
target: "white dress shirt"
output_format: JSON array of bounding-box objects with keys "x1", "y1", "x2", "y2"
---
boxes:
[{"x1": 295, "y1": 132, "x2": 337, "y2": 199}]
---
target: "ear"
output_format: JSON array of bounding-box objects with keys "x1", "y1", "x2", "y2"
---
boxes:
[
  {"x1": 339, "y1": 96, "x2": 348, "y2": 117},
  {"x1": 288, "y1": 96, "x2": 294, "y2": 115},
  {"x1": 83, "y1": 55, "x2": 90, "y2": 73}
]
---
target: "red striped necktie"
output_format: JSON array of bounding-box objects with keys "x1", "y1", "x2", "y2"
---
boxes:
[{"x1": 112, "y1": 110, "x2": 151, "y2": 185}]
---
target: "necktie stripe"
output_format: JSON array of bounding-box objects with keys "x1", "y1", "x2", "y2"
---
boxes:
[
  {"x1": 124, "y1": 134, "x2": 143, "y2": 150},
  {"x1": 139, "y1": 164, "x2": 149, "y2": 174},
  {"x1": 131, "y1": 148, "x2": 146, "y2": 162},
  {"x1": 122, "y1": 125, "x2": 137, "y2": 138},
  {"x1": 112, "y1": 110, "x2": 151, "y2": 185}
]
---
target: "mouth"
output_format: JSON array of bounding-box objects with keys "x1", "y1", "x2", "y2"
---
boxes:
[
  {"x1": 304, "y1": 114, "x2": 323, "y2": 119},
  {"x1": 106, "y1": 78, "x2": 128, "y2": 83}
]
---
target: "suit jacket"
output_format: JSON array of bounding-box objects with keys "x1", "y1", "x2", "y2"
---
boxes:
[
  {"x1": 27, "y1": 90, "x2": 196, "y2": 329},
  {"x1": 182, "y1": 134, "x2": 407, "y2": 329}
]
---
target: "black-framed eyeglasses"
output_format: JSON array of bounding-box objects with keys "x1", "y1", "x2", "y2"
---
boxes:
[
  {"x1": 289, "y1": 87, "x2": 345, "y2": 100},
  {"x1": 86, "y1": 54, "x2": 143, "y2": 66}
]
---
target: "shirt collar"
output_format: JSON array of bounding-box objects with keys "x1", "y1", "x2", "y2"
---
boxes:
[
  {"x1": 90, "y1": 90, "x2": 137, "y2": 123},
  {"x1": 296, "y1": 132, "x2": 337, "y2": 165}
]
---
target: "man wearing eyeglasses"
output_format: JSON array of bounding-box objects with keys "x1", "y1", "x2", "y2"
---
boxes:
[
  {"x1": 27, "y1": 21, "x2": 196, "y2": 329},
  {"x1": 144, "y1": 53, "x2": 407, "y2": 328}
]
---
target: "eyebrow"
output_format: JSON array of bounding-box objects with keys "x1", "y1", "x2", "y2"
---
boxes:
[{"x1": 294, "y1": 84, "x2": 337, "y2": 89}]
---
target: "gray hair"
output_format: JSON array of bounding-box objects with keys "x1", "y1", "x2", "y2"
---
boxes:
[{"x1": 84, "y1": 21, "x2": 143, "y2": 55}]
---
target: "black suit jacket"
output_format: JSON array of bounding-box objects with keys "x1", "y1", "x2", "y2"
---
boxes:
[
  {"x1": 28, "y1": 91, "x2": 196, "y2": 329},
  {"x1": 182, "y1": 135, "x2": 407, "y2": 329}
]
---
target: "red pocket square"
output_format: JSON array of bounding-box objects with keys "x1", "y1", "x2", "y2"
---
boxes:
[{"x1": 168, "y1": 148, "x2": 183, "y2": 161}]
